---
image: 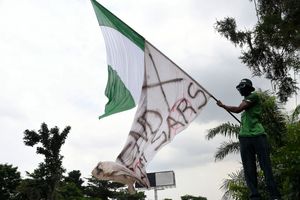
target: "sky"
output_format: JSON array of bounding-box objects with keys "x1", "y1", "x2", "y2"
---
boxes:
[{"x1": 0, "y1": 0, "x2": 299, "y2": 200}]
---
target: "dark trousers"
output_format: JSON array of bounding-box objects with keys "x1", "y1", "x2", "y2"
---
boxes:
[{"x1": 239, "y1": 135, "x2": 280, "y2": 200}]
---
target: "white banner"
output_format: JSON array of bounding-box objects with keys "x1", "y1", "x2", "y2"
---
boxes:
[{"x1": 116, "y1": 42, "x2": 210, "y2": 185}]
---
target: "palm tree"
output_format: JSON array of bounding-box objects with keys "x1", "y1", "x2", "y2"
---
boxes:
[
  {"x1": 290, "y1": 104, "x2": 300, "y2": 123},
  {"x1": 219, "y1": 170, "x2": 248, "y2": 200},
  {"x1": 206, "y1": 122, "x2": 240, "y2": 161}
]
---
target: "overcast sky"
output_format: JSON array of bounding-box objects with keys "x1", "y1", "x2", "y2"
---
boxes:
[{"x1": 0, "y1": 0, "x2": 298, "y2": 200}]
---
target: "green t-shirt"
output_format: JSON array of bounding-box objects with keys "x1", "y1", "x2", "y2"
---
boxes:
[{"x1": 240, "y1": 92, "x2": 265, "y2": 137}]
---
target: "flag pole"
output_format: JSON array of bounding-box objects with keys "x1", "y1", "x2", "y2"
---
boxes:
[
  {"x1": 198, "y1": 89, "x2": 241, "y2": 124},
  {"x1": 146, "y1": 42, "x2": 241, "y2": 124}
]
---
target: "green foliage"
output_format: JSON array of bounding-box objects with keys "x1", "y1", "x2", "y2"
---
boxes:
[
  {"x1": 84, "y1": 177, "x2": 145, "y2": 200},
  {"x1": 207, "y1": 123, "x2": 240, "y2": 161},
  {"x1": 181, "y1": 194, "x2": 207, "y2": 200},
  {"x1": 57, "y1": 182, "x2": 84, "y2": 200},
  {"x1": 17, "y1": 178, "x2": 50, "y2": 200},
  {"x1": 215, "y1": 0, "x2": 300, "y2": 102},
  {"x1": 207, "y1": 122, "x2": 240, "y2": 161},
  {"x1": 214, "y1": 140, "x2": 240, "y2": 161},
  {"x1": 84, "y1": 177, "x2": 120, "y2": 200},
  {"x1": 0, "y1": 164, "x2": 21, "y2": 200},
  {"x1": 113, "y1": 189, "x2": 146, "y2": 200},
  {"x1": 206, "y1": 122, "x2": 240, "y2": 140},
  {"x1": 272, "y1": 111, "x2": 300, "y2": 199},
  {"x1": 291, "y1": 104, "x2": 300, "y2": 122},
  {"x1": 220, "y1": 170, "x2": 249, "y2": 200},
  {"x1": 55, "y1": 170, "x2": 86, "y2": 200},
  {"x1": 64, "y1": 170, "x2": 84, "y2": 189},
  {"x1": 257, "y1": 91, "x2": 287, "y2": 148},
  {"x1": 220, "y1": 169, "x2": 269, "y2": 200}
]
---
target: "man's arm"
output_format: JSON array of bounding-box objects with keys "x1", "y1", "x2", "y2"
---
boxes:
[{"x1": 217, "y1": 100, "x2": 252, "y2": 113}]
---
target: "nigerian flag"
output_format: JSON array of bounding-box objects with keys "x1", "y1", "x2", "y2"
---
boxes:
[
  {"x1": 91, "y1": 0, "x2": 145, "y2": 119},
  {"x1": 90, "y1": 0, "x2": 211, "y2": 185}
]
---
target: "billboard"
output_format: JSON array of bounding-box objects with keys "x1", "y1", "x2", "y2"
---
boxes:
[{"x1": 135, "y1": 171, "x2": 176, "y2": 189}]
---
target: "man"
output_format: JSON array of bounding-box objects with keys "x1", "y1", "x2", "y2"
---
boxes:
[{"x1": 217, "y1": 78, "x2": 280, "y2": 200}]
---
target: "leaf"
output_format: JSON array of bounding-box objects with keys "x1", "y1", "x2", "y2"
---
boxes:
[{"x1": 206, "y1": 122, "x2": 240, "y2": 140}]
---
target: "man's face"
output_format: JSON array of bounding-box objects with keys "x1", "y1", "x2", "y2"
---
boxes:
[{"x1": 238, "y1": 87, "x2": 251, "y2": 96}]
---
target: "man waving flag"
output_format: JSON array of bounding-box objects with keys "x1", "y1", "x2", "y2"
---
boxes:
[{"x1": 90, "y1": 0, "x2": 211, "y2": 192}]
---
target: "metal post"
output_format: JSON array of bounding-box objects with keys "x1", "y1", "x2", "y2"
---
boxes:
[{"x1": 154, "y1": 188, "x2": 158, "y2": 200}]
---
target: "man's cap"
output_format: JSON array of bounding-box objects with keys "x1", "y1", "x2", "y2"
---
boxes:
[{"x1": 236, "y1": 78, "x2": 255, "y2": 91}]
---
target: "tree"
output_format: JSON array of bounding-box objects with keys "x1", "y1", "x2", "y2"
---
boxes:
[
  {"x1": 0, "y1": 164, "x2": 21, "y2": 200},
  {"x1": 17, "y1": 178, "x2": 44, "y2": 200},
  {"x1": 84, "y1": 177, "x2": 145, "y2": 200},
  {"x1": 23, "y1": 123, "x2": 71, "y2": 200},
  {"x1": 56, "y1": 170, "x2": 85, "y2": 200},
  {"x1": 272, "y1": 106, "x2": 300, "y2": 199},
  {"x1": 219, "y1": 169, "x2": 270, "y2": 200},
  {"x1": 215, "y1": 0, "x2": 300, "y2": 102},
  {"x1": 64, "y1": 170, "x2": 84, "y2": 189},
  {"x1": 206, "y1": 122, "x2": 240, "y2": 161},
  {"x1": 291, "y1": 104, "x2": 300, "y2": 122},
  {"x1": 84, "y1": 177, "x2": 115, "y2": 200},
  {"x1": 113, "y1": 189, "x2": 146, "y2": 200},
  {"x1": 57, "y1": 182, "x2": 84, "y2": 200},
  {"x1": 181, "y1": 194, "x2": 207, "y2": 200},
  {"x1": 220, "y1": 170, "x2": 249, "y2": 200}
]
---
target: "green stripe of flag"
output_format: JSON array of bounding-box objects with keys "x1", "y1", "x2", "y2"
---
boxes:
[
  {"x1": 99, "y1": 65, "x2": 135, "y2": 119},
  {"x1": 91, "y1": 0, "x2": 145, "y2": 50}
]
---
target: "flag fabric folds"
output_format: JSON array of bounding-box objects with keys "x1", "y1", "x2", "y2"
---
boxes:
[
  {"x1": 91, "y1": 0, "x2": 211, "y2": 188},
  {"x1": 116, "y1": 42, "x2": 210, "y2": 185},
  {"x1": 91, "y1": 0, "x2": 145, "y2": 119}
]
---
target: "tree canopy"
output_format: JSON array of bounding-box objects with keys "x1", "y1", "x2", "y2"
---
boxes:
[
  {"x1": 23, "y1": 123, "x2": 70, "y2": 200},
  {"x1": 0, "y1": 164, "x2": 21, "y2": 200},
  {"x1": 1, "y1": 123, "x2": 151, "y2": 200},
  {"x1": 215, "y1": 0, "x2": 300, "y2": 102}
]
